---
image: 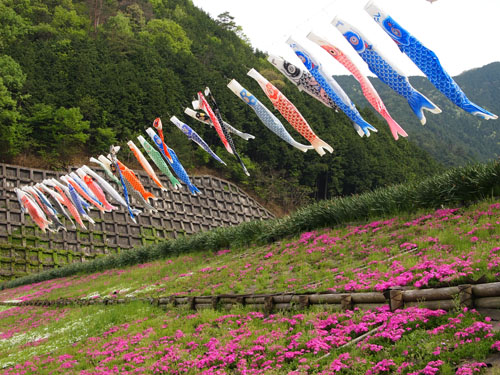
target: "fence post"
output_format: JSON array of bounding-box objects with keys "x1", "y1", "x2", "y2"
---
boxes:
[
  {"x1": 211, "y1": 296, "x2": 220, "y2": 310},
  {"x1": 236, "y1": 296, "x2": 245, "y2": 307},
  {"x1": 264, "y1": 296, "x2": 274, "y2": 314},
  {"x1": 169, "y1": 296, "x2": 177, "y2": 307},
  {"x1": 389, "y1": 288, "x2": 404, "y2": 311},
  {"x1": 458, "y1": 284, "x2": 473, "y2": 308},
  {"x1": 187, "y1": 297, "x2": 195, "y2": 310},
  {"x1": 299, "y1": 295, "x2": 310, "y2": 310},
  {"x1": 341, "y1": 294, "x2": 352, "y2": 311}
]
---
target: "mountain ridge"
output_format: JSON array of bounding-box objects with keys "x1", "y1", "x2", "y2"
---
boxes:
[{"x1": 335, "y1": 61, "x2": 500, "y2": 166}]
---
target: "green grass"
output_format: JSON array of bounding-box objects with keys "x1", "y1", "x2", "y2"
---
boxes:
[
  {"x1": 1, "y1": 302, "x2": 498, "y2": 374},
  {"x1": 0, "y1": 199, "x2": 498, "y2": 305},
  {"x1": 2, "y1": 160, "x2": 499, "y2": 291},
  {"x1": 0, "y1": 301, "x2": 156, "y2": 369},
  {"x1": 0, "y1": 185, "x2": 499, "y2": 373}
]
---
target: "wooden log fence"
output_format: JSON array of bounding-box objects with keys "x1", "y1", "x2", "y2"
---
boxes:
[{"x1": 3, "y1": 282, "x2": 500, "y2": 314}]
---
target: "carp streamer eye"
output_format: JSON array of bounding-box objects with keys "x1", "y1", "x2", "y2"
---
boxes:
[
  {"x1": 391, "y1": 27, "x2": 401, "y2": 38},
  {"x1": 283, "y1": 62, "x2": 300, "y2": 78}
]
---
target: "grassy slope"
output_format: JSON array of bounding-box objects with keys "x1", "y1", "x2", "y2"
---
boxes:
[
  {"x1": 4, "y1": 160, "x2": 499, "y2": 291},
  {"x1": 1, "y1": 199, "x2": 500, "y2": 374},
  {"x1": 1, "y1": 200, "x2": 499, "y2": 302}
]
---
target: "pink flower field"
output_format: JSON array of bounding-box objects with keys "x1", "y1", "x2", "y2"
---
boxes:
[
  {"x1": 1, "y1": 199, "x2": 500, "y2": 373},
  {"x1": 0, "y1": 303, "x2": 498, "y2": 374},
  {"x1": 1, "y1": 201, "x2": 499, "y2": 302}
]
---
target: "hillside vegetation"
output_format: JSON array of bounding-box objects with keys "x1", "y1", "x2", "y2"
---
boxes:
[
  {"x1": 0, "y1": 0, "x2": 444, "y2": 212},
  {"x1": 2, "y1": 159, "x2": 499, "y2": 287},
  {"x1": 336, "y1": 62, "x2": 500, "y2": 166}
]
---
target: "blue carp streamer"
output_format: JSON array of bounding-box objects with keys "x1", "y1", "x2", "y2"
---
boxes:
[
  {"x1": 365, "y1": 1, "x2": 497, "y2": 120},
  {"x1": 288, "y1": 37, "x2": 377, "y2": 136},
  {"x1": 333, "y1": 17, "x2": 442, "y2": 125}
]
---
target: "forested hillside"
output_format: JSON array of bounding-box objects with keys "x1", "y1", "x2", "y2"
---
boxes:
[
  {"x1": 336, "y1": 62, "x2": 500, "y2": 166},
  {"x1": 0, "y1": 0, "x2": 444, "y2": 212}
]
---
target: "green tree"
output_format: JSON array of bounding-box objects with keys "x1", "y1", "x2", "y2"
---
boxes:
[
  {"x1": 101, "y1": 11, "x2": 134, "y2": 53},
  {"x1": 28, "y1": 104, "x2": 90, "y2": 166},
  {"x1": 215, "y1": 11, "x2": 249, "y2": 43},
  {"x1": 51, "y1": 4, "x2": 88, "y2": 37},
  {"x1": 140, "y1": 18, "x2": 191, "y2": 54},
  {"x1": 0, "y1": 0, "x2": 28, "y2": 49},
  {"x1": 0, "y1": 55, "x2": 28, "y2": 161}
]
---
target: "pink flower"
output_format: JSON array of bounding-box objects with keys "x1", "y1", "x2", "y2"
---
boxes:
[
  {"x1": 491, "y1": 341, "x2": 500, "y2": 351},
  {"x1": 456, "y1": 362, "x2": 487, "y2": 375}
]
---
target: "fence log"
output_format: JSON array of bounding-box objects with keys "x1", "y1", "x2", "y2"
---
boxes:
[
  {"x1": 158, "y1": 297, "x2": 169, "y2": 306},
  {"x1": 402, "y1": 286, "x2": 460, "y2": 302},
  {"x1": 246, "y1": 303, "x2": 263, "y2": 310},
  {"x1": 194, "y1": 297, "x2": 212, "y2": 304},
  {"x1": 245, "y1": 296, "x2": 266, "y2": 304},
  {"x1": 351, "y1": 292, "x2": 386, "y2": 304},
  {"x1": 354, "y1": 303, "x2": 386, "y2": 310},
  {"x1": 405, "y1": 300, "x2": 455, "y2": 310},
  {"x1": 8, "y1": 282, "x2": 500, "y2": 313},
  {"x1": 275, "y1": 303, "x2": 291, "y2": 311},
  {"x1": 175, "y1": 297, "x2": 188, "y2": 305},
  {"x1": 309, "y1": 294, "x2": 342, "y2": 304},
  {"x1": 472, "y1": 283, "x2": 500, "y2": 298},
  {"x1": 273, "y1": 295, "x2": 293, "y2": 303},
  {"x1": 220, "y1": 297, "x2": 239, "y2": 304},
  {"x1": 195, "y1": 303, "x2": 213, "y2": 310},
  {"x1": 475, "y1": 297, "x2": 500, "y2": 309}
]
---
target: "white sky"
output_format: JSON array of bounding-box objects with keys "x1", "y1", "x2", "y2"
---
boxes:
[{"x1": 191, "y1": 0, "x2": 500, "y2": 77}]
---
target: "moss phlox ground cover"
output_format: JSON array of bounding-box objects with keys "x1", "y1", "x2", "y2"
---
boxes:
[
  {"x1": 0, "y1": 303, "x2": 499, "y2": 374},
  {"x1": 1, "y1": 202, "x2": 499, "y2": 302},
  {"x1": 1, "y1": 200, "x2": 500, "y2": 374}
]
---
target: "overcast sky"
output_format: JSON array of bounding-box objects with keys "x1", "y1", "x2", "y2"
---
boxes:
[{"x1": 191, "y1": 0, "x2": 500, "y2": 77}]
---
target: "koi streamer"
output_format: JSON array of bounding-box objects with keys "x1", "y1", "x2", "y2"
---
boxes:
[
  {"x1": 247, "y1": 68, "x2": 333, "y2": 155},
  {"x1": 333, "y1": 17, "x2": 441, "y2": 125},
  {"x1": 307, "y1": 32, "x2": 408, "y2": 140},
  {"x1": 287, "y1": 37, "x2": 378, "y2": 136},
  {"x1": 227, "y1": 79, "x2": 314, "y2": 152},
  {"x1": 365, "y1": 1, "x2": 497, "y2": 120}
]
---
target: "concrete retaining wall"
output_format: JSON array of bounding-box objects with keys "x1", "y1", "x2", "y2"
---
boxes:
[{"x1": 0, "y1": 163, "x2": 274, "y2": 279}]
